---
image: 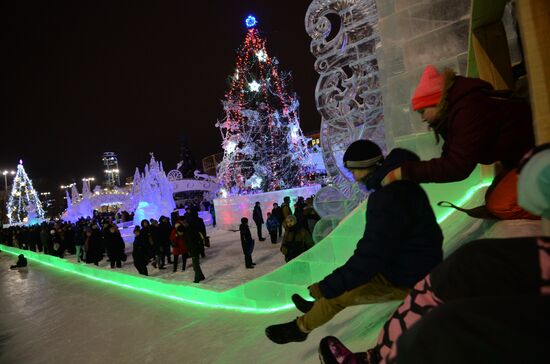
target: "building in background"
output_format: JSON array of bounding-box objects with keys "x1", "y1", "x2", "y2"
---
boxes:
[
  {"x1": 304, "y1": 130, "x2": 320, "y2": 148},
  {"x1": 202, "y1": 153, "x2": 224, "y2": 177},
  {"x1": 102, "y1": 152, "x2": 120, "y2": 188}
]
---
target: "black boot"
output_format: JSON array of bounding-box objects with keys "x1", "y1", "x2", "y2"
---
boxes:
[
  {"x1": 265, "y1": 319, "x2": 308, "y2": 344},
  {"x1": 292, "y1": 294, "x2": 315, "y2": 313},
  {"x1": 193, "y1": 274, "x2": 205, "y2": 283},
  {"x1": 318, "y1": 336, "x2": 370, "y2": 364}
]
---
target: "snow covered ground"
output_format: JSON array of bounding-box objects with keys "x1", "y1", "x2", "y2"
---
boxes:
[
  {"x1": 0, "y1": 218, "x2": 542, "y2": 363},
  {"x1": 73, "y1": 224, "x2": 288, "y2": 290},
  {"x1": 0, "y1": 224, "x2": 391, "y2": 364}
]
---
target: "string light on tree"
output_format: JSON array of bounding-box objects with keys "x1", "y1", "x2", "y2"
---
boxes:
[
  {"x1": 248, "y1": 80, "x2": 261, "y2": 92},
  {"x1": 215, "y1": 16, "x2": 313, "y2": 196},
  {"x1": 6, "y1": 160, "x2": 45, "y2": 224}
]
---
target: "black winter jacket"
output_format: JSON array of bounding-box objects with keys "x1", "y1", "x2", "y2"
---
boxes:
[
  {"x1": 239, "y1": 223, "x2": 254, "y2": 255},
  {"x1": 253, "y1": 206, "x2": 264, "y2": 224},
  {"x1": 319, "y1": 149, "x2": 443, "y2": 299}
]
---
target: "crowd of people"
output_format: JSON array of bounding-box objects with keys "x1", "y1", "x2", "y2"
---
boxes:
[
  {"x1": 264, "y1": 65, "x2": 549, "y2": 363},
  {"x1": 0, "y1": 207, "x2": 211, "y2": 283},
  {"x1": 239, "y1": 195, "x2": 320, "y2": 268}
]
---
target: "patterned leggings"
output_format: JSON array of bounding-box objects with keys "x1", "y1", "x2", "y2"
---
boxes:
[{"x1": 368, "y1": 237, "x2": 550, "y2": 364}]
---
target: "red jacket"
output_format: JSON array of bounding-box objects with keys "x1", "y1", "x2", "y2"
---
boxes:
[
  {"x1": 401, "y1": 74, "x2": 535, "y2": 182},
  {"x1": 169, "y1": 228, "x2": 188, "y2": 256}
]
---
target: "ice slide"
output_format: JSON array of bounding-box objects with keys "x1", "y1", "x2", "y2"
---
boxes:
[{"x1": 0, "y1": 168, "x2": 490, "y2": 313}]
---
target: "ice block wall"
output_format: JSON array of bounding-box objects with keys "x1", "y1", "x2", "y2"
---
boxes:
[
  {"x1": 375, "y1": 0, "x2": 472, "y2": 154},
  {"x1": 213, "y1": 185, "x2": 321, "y2": 230}
]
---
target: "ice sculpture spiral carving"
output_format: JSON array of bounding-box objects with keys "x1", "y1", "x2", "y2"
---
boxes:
[
  {"x1": 306, "y1": 0, "x2": 383, "y2": 198},
  {"x1": 306, "y1": 0, "x2": 384, "y2": 215}
]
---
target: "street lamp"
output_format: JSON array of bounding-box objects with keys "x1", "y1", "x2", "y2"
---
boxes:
[
  {"x1": 2, "y1": 170, "x2": 16, "y2": 195},
  {"x1": 60, "y1": 183, "x2": 76, "y2": 190}
]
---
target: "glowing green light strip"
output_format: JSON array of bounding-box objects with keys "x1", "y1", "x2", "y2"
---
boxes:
[
  {"x1": 436, "y1": 180, "x2": 492, "y2": 224},
  {"x1": 0, "y1": 181, "x2": 490, "y2": 313}
]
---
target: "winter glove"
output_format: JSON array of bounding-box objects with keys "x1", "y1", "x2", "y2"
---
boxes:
[
  {"x1": 381, "y1": 167, "x2": 402, "y2": 186},
  {"x1": 308, "y1": 282, "x2": 323, "y2": 299}
]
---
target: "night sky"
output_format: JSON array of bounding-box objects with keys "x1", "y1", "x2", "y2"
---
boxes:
[{"x1": 1, "y1": 0, "x2": 319, "y2": 202}]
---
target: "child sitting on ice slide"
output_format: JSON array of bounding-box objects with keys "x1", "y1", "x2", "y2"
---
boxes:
[
  {"x1": 265, "y1": 140, "x2": 443, "y2": 344},
  {"x1": 319, "y1": 144, "x2": 550, "y2": 364}
]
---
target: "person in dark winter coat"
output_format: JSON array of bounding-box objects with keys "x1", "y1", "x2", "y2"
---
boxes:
[
  {"x1": 266, "y1": 212, "x2": 280, "y2": 244},
  {"x1": 39, "y1": 226, "x2": 50, "y2": 254},
  {"x1": 85, "y1": 227, "x2": 103, "y2": 265},
  {"x1": 159, "y1": 216, "x2": 173, "y2": 264},
  {"x1": 132, "y1": 226, "x2": 150, "y2": 276},
  {"x1": 281, "y1": 197, "x2": 293, "y2": 222},
  {"x1": 272, "y1": 203, "x2": 284, "y2": 238},
  {"x1": 266, "y1": 140, "x2": 443, "y2": 344},
  {"x1": 10, "y1": 254, "x2": 27, "y2": 269},
  {"x1": 149, "y1": 219, "x2": 165, "y2": 269},
  {"x1": 239, "y1": 217, "x2": 255, "y2": 268},
  {"x1": 252, "y1": 202, "x2": 266, "y2": 241},
  {"x1": 319, "y1": 237, "x2": 550, "y2": 364},
  {"x1": 180, "y1": 218, "x2": 206, "y2": 283},
  {"x1": 294, "y1": 196, "x2": 307, "y2": 229},
  {"x1": 209, "y1": 203, "x2": 216, "y2": 227},
  {"x1": 104, "y1": 225, "x2": 125, "y2": 268},
  {"x1": 139, "y1": 219, "x2": 155, "y2": 261},
  {"x1": 280, "y1": 215, "x2": 314, "y2": 262},
  {"x1": 51, "y1": 229, "x2": 64, "y2": 258},
  {"x1": 169, "y1": 224, "x2": 189, "y2": 272},
  {"x1": 383, "y1": 66, "x2": 535, "y2": 220},
  {"x1": 185, "y1": 209, "x2": 207, "y2": 257}
]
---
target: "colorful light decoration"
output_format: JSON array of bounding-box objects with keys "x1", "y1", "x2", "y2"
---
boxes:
[
  {"x1": 248, "y1": 80, "x2": 261, "y2": 92},
  {"x1": 6, "y1": 160, "x2": 45, "y2": 225},
  {"x1": 245, "y1": 15, "x2": 257, "y2": 28},
  {"x1": 256, "y1": 49, "x2": 267, "y2": 62},
  {"x1": 216, "y1": 20, "x2": 312, "y2": 196}
]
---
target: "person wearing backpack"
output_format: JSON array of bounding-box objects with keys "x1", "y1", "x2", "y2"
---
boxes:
[{"x1": 382, "y1": 65, "x2": 536, "y2": 220}]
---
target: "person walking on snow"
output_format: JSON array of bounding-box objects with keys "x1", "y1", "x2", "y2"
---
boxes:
[
  {"x1": 265, "y1": 140, "x2": 443, "y2": 344},
  {"x1": 272, "y1": 203, "x2": 284, "y2": 238},
  {"x1": 253, "y1": 202, "x2": 266, "y2": 241},
  {"x1": 239, "y1": 217, "x2": 256, "y2": 269}
]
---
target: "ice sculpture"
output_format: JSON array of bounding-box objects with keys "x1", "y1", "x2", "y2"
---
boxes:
[
  {"x1": 305, "y1": 0, "x2": 383, "y2": 204},
  {"x1": 73, "y1": 180, "x2": 94, "y2": 220},
  {"x1": 131, "y1": 154, "x2": 176, "y2": 225},
  {"x1": 375, "y1": 0, "x2": 472, "y2": 155}
]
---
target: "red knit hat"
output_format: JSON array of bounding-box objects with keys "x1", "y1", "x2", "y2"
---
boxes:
[{"x1": 411, "y1": 65, "x2": 444, "y2": 111}]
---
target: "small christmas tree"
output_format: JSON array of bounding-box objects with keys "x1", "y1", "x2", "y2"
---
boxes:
[
  {"x1": 6, "y1": 160, "x2": 45, "y2": 224},
  {"x1": 216, "y1": 16, "x2": 311, "y2": 195}
]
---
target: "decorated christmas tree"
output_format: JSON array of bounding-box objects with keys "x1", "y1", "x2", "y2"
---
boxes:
[
  {"x1": 6, "y1": 160, "x2": 45, "y2": 224},
  {"x1": 216, "y1": 16, "x2": 311, "y2": 196}
]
